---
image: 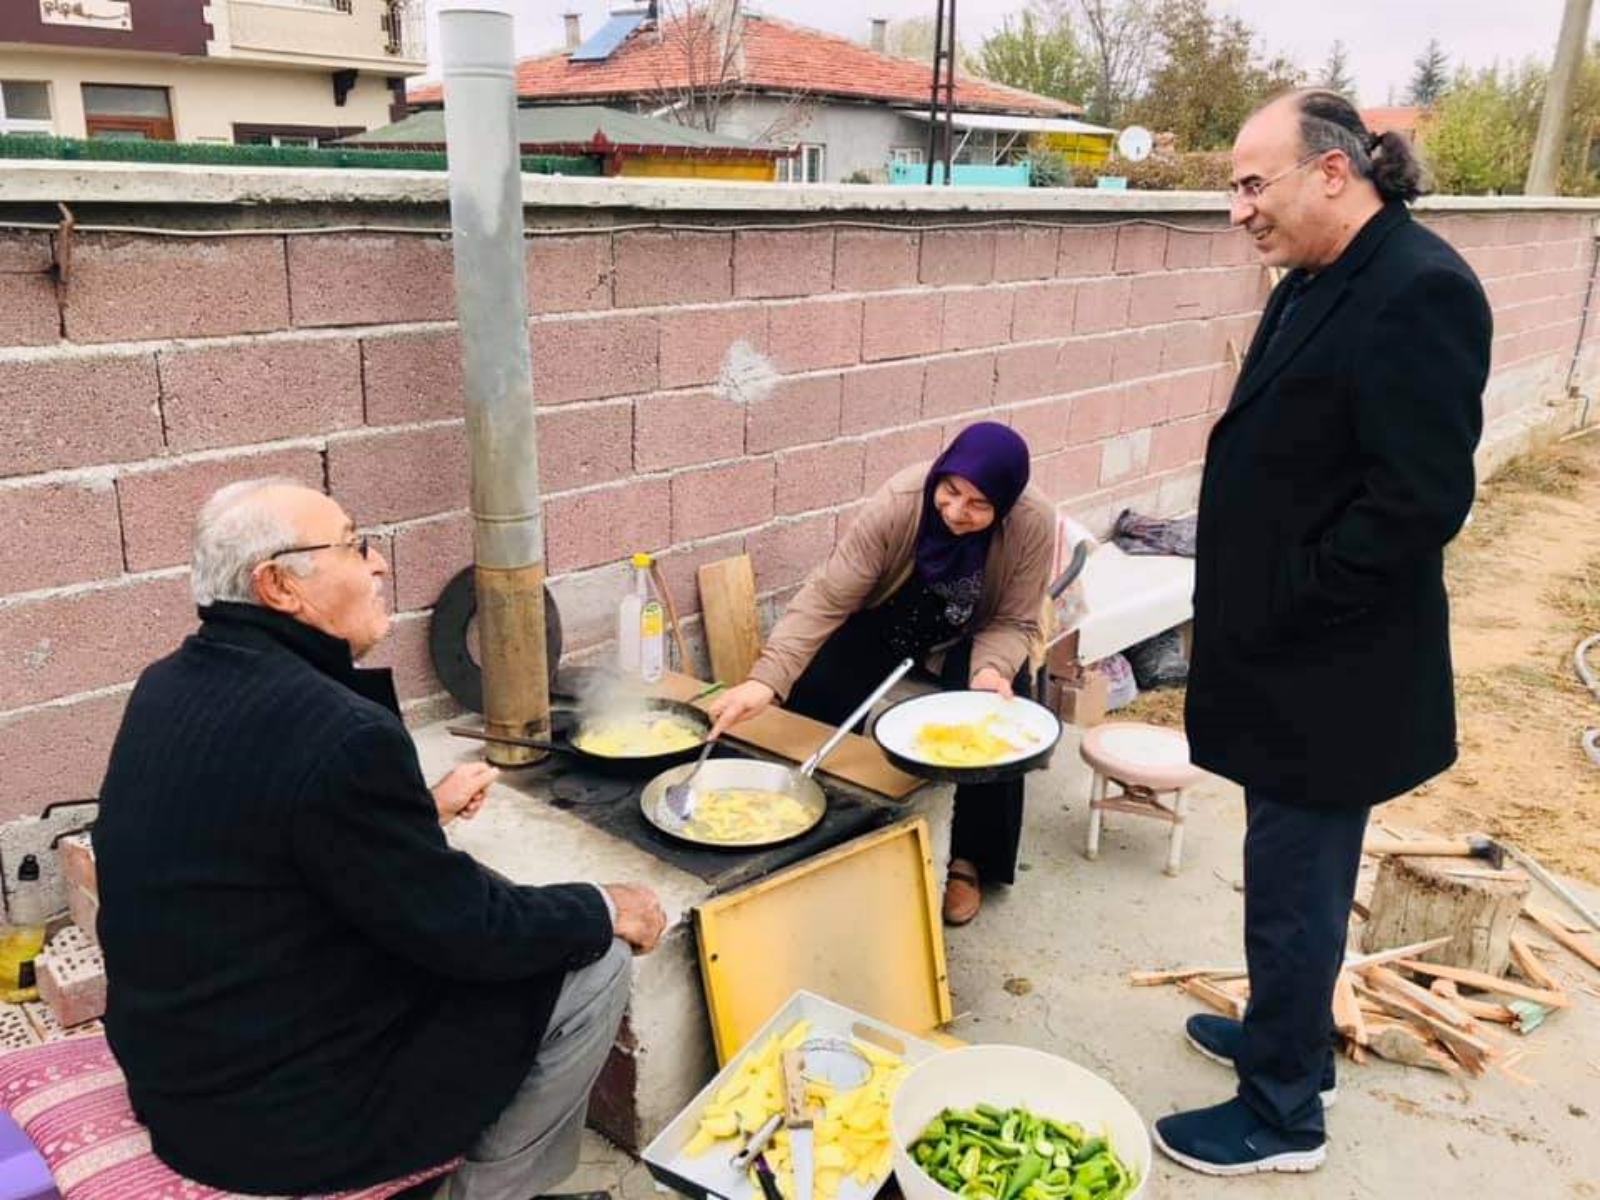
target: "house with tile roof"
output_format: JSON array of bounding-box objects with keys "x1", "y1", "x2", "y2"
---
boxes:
[{"x1": 407, "y1": 5, "x2": 1100, "y2": 185}]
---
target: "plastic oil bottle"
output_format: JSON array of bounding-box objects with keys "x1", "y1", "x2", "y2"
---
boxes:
[
  {"x1": 640, "y1": 585, "x2": 665, "y2": 683},
  {"x1": 617, "y1": 552, "x2": 650, "y2": 675},
  {"x1": 0, "y1": 854, "x2": 48, "y2": 1003}
]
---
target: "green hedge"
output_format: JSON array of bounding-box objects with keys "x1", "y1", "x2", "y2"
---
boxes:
[{"x1": 0, "y1": 135, "x2": 601, "y2": 175}]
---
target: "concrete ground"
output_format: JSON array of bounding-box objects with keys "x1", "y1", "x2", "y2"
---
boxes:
[{"x1": 505, "y1": 722, "x2": 1600, "y2": 1200}]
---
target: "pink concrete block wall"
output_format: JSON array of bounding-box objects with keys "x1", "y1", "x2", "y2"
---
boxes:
[{"x1": 0, "y1": 202, "x2": 1593, "y2": 821}]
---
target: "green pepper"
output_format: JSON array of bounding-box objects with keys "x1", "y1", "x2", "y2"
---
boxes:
[
  {"x1": 976, "y1": 1102, "x2": 1007, "y2": 1120},
  {"x1": 1071, "y1": 1137, "x2": 1106, "y2": 1165},
  {"x1": 1001, "y1": 1152, "x2": 1046, "y2": 1200},
  {"x1": 958, "y1": 1146, "x2": 983, "y2": 1182},
  {"x1": 947, "y1": 1109, "x2": 1001, "y2": 1133}
]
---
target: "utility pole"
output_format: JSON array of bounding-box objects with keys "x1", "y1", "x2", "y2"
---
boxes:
[
  {"x1": 1527, "y1": 0, "x2": 1595, "y2": 195},
  {"x1": 925, "y1": 0, "x2": 958, "y2": 184}
]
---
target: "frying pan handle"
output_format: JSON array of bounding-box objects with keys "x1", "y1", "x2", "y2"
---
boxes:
[
  {"x1": 446, "y1": 725, "x2": 566, "y2": 754},
  {"x1": 799, "y1": 657, "x2": 914, "y2": 778}
]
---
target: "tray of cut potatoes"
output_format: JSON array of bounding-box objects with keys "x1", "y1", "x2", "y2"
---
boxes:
[{"x1": 643, "y1": 990, "x2": 946, "y2": 1200}]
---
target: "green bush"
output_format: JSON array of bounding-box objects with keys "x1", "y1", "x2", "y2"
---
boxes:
[
  {"x1": 1072, "y1": 151, "x2": 1232, "y2": 191},
  {"x1": 1027, "y1": 149, "x2": 1074, "y2": 188},
  {"x1": 0, "y1": 135, "x2": 600, "y2": 176}
]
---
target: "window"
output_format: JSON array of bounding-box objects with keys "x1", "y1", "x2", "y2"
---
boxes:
[
  {"x1": 778, "y1": 143, "x2": 825, "y2": 183},
  {"x1": 238, "y1": 131, "x2": 321, "y2": 148},
  {"x1": 0, "y1": 81, "x2": 52, "y2": 136},
  {"x1": 891, "y1": 147, "x2": 925, "y2": 165},
  {"x1": 82, "y1": 84, "x2": 173, "y2": 141}
]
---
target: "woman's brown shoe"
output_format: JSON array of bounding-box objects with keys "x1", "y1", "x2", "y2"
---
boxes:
[{"x1": 942, "y1": 859, "x2": 982, "y2": 926}]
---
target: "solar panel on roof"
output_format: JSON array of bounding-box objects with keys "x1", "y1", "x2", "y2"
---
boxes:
[{"x1": 570, "y1": 11, "x2": 648, "y2": 62}]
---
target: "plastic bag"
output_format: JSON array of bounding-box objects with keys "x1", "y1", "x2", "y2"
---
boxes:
[
  {"x1": 1094, "y1": 653, "x2": 1139, "y2": 711},
  {"x1": 1112, "y1": 509, "x2": 1197, "y2": 558},
  {"x1": 1126, "y1": 628, "x2": 1189, "y2": 690}
]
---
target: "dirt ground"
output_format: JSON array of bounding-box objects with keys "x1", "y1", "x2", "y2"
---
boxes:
[{"x1": 1122, "y1": 428, "x2": 1600, "y2": 883}]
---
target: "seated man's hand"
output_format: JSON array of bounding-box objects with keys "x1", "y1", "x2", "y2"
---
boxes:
[
  {"x1": 602, "y1": 883, "x2": 667, "y2": 955},
  {"x1": 432, "y1": 762, "x2": 500, "y2": 825},
  {"x1": 970, "y1": 666, "x2": 1015, "y2": 699}
]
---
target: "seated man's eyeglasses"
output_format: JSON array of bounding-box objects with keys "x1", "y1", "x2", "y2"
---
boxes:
[
  {"x1": 1227, "y1": 151, "x2": 1327, "y2": 201},
  {"x1": 267, "y1": 534, "x2": 372, "y2": 562}
]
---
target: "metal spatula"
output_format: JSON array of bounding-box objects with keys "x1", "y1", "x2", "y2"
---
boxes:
[{"x1": 662, "y1": 738, "x2": 716, "y2": 827}]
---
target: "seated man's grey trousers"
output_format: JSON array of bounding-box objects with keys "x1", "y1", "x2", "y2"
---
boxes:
[{"x1": 447, "y1": 939, "x2": 633, "y2": 1200}]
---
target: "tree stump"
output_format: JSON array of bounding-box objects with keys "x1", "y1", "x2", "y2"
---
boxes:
[{"x1": 1361, "y1": 855, "x2": 1530, "y2": 976}]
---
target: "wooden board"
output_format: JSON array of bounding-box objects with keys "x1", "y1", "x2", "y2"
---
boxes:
[
  {"x1": 652, "y1": 671, "x2": 923, "y2": 800},
  {"x1": 1525, "y1": 905, "x2": 1600, "y2": 973},
  {"x1": 697, "y1": 556, "x2": 762, "y2": 688},
  {"x1": 1395, "y1": 957, "x2": 1570, "y2": 1009}
]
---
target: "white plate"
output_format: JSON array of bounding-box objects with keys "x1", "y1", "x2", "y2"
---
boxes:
[{"x1": 873, "y1": 691, "x2": 1061, "y2": 769}]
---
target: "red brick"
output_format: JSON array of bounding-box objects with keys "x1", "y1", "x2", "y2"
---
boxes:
[
  {"x1": 116, "y1": 447, "x2": 325, "y2": 572},
  {"x1": 862, "y1": 292, "x2": 941, "y2": 362},
  {"x1": 1009, "y1": 396, "x2": 1074, "y2": 454},
  {"x1": 538, "y1": 400, "x2": 634, "y2": 491},
  {"x1": 1165, "y1": 371, "x2": 1213, "y2": 420},
  {"x1": 65, "y1": 235, "x2": 289, "y2": 342},
  {"x1": 840, "y1": 361, "x2": 924, "y2": 435},
  {"x1": 1058, "y1": 336, "x2": 1115, "y2": 391},
  {"x1": 1110, "y1": 328, "x2": 1165, "y2": 382},
  {"x1": 747, "y1": 374, "x2": 843, "y2": 453},
  {"x1": 996, "y1": 343, "x2": 1066, "y2": 406},
  {"x1": 923, "y1": 352, "x2": 996, "y2": 418},
  {"x1": 1073, "y1": 277, "x2": 1131, "y2": 334},
  {"x1": 655, "y1": 533, "x2": 745, "y2": 621},
  {"x1": 614, "y1": 231, "x2": 731, "y2": 308},
  {"x1": 995, "y1": 227, "x2": 1061, "y2": 282},
  {"x1": 531, "y1": 313, "x2": 659, "y2": 404},
  {"x1": 1165, "y1": 229, "x2": 1216, "y2": 269},
  {"x1": 1114, "y1": 226, "x2": 1169, "y2": 274},
  {"x1": 1057, "y1": 227, "x2": 1116, "y2": 277},
  {"x1": 1035, "y1": 444, "x2": 1101, "y2": 500},
  {"x1": 942, "y1": 289, "x2": 1015, "y2": 351},
  {"x1": 362, "y1": 329, "x2": 464, "y2": 425},
  {"x1": 0, "y1": 691, "x2": 127, "y2": 821},
  {"x1": 1209, "y1": 229, "x2": 1258, "y2": 267},
  {"x1": 1128, "y1": 274, "x2": 1183, "y2": 327},
  {"x1": 659, "y1": 306, "x2": 769, "y2": 389},
  {"x1": 0, "y1": 353, "x2": 163, "y2": 478},
  {"x1": 1010, "y1": 281, "x2": 1076, "y2": 342},
  {"x1": 328, "y1": 424, "x2": 469, "y2": 525},
  {"x1": 364, "y1": 612, "x2": 441, "y2": 702},
  {"x1": 635, "y1": 389, "x2": 743, "y2": 470},
  {"x1": 1068, "y1": 387, "x2": 1124, "y2": 444},
  {"x1": 158, "y1": 338, "x2": 362, "y2": 453},
  {"x1": 862, "y1": 425, "x2": 943, "y2": 490},
  {"x1": 527, "y1": 234, "x2": 612, "y2": 314},
  {"x1": 1161, "y1": 322, "x2": 1220, "y2": 373},
  {"x1": 671, "y1": 459, "x2": 774, "y2": 541},
  {"x1": 66, "y1": 882, "x2": 99, "y2": 944},
  {"x1": 1150, "y1": 417, "x2": 1212, "y2": 472},
  {"x1": 1120, "y1": 379, "x2": 1170, "y2": 431},
  {"x1": 736, "y1": 229, "x2": 835, "y2": 298},
  {"x1": 60, "y1": 834, "x2": 97, "y2": 898},
  {"x1": 767, "y1": 298, "x2": 862, "y2": 372},
  {"x1": 833, "y1": 230, "x2": 919, "y2": 292},
  {"x1": 0, "y1": 273, "x2": 57, "y2": 346},
  {"x1": 288, "y1": 234, "x2": 454, "y2": 327},
  {"x1": 920, "y1": 229, "x2": 995, "y2": 286},
  {"x1": 0, "y1": 575, "x2": 193, "y2": 710},
  {"x1": 1100, "y1": 428, "x2": 1152, "y2": 484},
  {"x1": 545, "y1": 478, "x2": 672, "y2": 574},
  {"x1": 1214, "y1": 267, "x2": 1269, "y2": 315},
  {"x1": 37, "y1": 937, "x2": 105, "y2": 1027},
  {"x1": 748, "y1": 512, "x2": 836, "y2": 592},
  {"x1": 0, "y1": 480, "x2": 122, "y2": 592},
  {"x1": 390, "y1": 512, "x2": 472, "y2": 612},
  {"x1": 0, "y1": 233, "x2": 51, "y2": 273},
  {"x1": 775, "y1": 441, "x2": 865, "y2": 515}
]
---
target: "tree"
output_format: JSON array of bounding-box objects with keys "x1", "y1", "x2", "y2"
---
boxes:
[
  {"x1": 1131, "y1": 0, "x2": 1302, "y2": 151},
  {"x1": 1319, "y1": 40, "x2": 1356, "y2": 99},
  {"x1": 1070, "y1": 0, "x2": 1155, "y2": 126},
  {"x1": 884, "y1": 16, "x2": 938, "y2": 63},
  {"x1": 974, "y1": 6, "x2": 1092, "y2": 103},
  {"x1": 1409, "y1": 39, "x2": 1450, "y2": 106}
]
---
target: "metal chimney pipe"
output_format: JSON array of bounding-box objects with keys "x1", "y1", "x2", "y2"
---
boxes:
[
  {"x1": 563, "y1": 12, "x2": 582, "y2": 50},
  {"x1": 869, "y1": 18, "x2": 887, "y2": 53},
  {"x1": 440, "y1": 3, "x2": 551, "y2": 767}
]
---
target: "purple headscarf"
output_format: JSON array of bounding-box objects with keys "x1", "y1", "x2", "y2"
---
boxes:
[{"x1": 914, "y1": 422, "x2": 1032, "y2": 587}]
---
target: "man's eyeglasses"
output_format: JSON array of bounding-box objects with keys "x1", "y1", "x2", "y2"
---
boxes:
[
  {"x1": 1226, "y1": 151, "x2": 1325, "y2": 202},
  {"x1": 267, "y1": 535, "x2": 372, "y2": 563}
]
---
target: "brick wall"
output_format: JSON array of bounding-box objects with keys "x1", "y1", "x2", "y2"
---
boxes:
[{"x1": 1, "y1": 171, "x2": 1595, "y2": 819}]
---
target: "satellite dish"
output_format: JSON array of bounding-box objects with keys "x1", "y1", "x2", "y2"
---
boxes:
[{"x1": 1117, "y1": 125, "x2": 1153, "y2": 162}]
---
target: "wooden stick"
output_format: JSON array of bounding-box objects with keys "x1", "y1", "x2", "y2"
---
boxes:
[
  {"x1": 1346, "y1": 936, "x2": 1454, "y2": 969},
  {"x1": 1509, "y1": 934, "x2": 1562, "y2": 991},
  {"x1": 1180, "y1": 976, "x2": 1247, "y2": 1020},
  {"x1": 648, "y1": 560, "x2": 694, "y2": 676},
  {"x1": 1332, "y1": 970, "x2": 1368, "y2": 1045},
  {"x1": 1363, "y1": 966, "x2": 1475, "y2": 1030},
  {"x1": 1352, "y1": 980, "x2": 1494, "y2": 1074},
  {"x1": 1129, "y1": 967, "x2": 1248, "y2": 987},
  {"x1": 1395, "y1": 958, "x2": 1570, "y2": 1009},
  {"x1": 1525, "y1": 906, "x2": 1600, "y2": 973}
]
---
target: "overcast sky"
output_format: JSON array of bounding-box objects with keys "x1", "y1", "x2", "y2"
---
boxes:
[{"x1": 421, "y1": 1, "x2": 1590, "y2": 110}]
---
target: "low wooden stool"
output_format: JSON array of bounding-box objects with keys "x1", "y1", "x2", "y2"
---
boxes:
[{"x1": 1080, "y1": 722, "x2": 1205, "y2": 876}]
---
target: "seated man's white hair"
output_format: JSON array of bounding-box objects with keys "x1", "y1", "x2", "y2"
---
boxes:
[{"x1": 191, "y1": 478, "x2": 319, "y2": 607}]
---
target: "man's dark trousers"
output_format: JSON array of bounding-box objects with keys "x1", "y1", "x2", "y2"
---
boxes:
[{"x1": 1234, "y1": 791, "x2": 1371, "y2": 1138}]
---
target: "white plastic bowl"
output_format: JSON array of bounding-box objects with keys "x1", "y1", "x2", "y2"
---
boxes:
[{"x1": 890, "y1": 1045, "x2": 1151, "y2": 1200}]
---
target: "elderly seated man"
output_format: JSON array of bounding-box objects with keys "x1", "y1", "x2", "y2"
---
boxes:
[{"x1": 95, "y1": 478, "x2": 667, "y2": 1200}]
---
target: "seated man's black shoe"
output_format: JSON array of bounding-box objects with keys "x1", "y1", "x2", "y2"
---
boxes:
[
  {"x1": 1153, "y1": 1097, "x2": 1326, "y2": 1176},
  {"x1": 1184, "y1": 1014, "x2": 1338, "y2": 1107}
]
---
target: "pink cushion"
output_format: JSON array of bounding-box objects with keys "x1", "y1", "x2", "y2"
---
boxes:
[
  {"x1": 0, "y1": 1036, "x2": 457, "y2": 1200},
  {"x1": 1080, "y1": 721, "x2": 1206, "y2": 791}
]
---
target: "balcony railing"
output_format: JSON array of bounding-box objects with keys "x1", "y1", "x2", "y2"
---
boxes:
[
  {"x1": 381, "y1": 0, "x2": 424, "y2": 58},
  {"x1": 291, "y1": 0, "x2": 355, "y2": 11}
]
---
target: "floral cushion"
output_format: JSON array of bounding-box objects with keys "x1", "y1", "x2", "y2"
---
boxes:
[{"x1": 0, "y1": 1036, "x2": 457, "y2": 1200}]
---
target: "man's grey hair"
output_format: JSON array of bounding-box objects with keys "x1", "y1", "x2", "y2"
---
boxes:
[{"x1": 191, "y1": 478, "x2": 317, "y2": 607}]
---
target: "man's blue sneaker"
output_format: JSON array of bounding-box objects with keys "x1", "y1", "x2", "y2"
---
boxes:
[
  {"x1": 1184, "y1": 1014, "x2": 1338, "y2": 1108},
  {"x1": 1153, "y1": 1097, "x2": 1327, "y2": 1176}
]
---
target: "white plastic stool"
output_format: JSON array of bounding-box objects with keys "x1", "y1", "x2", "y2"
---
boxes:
[{"x1": 1080, "y1": 722, "x2": 1206, "y2": 876}]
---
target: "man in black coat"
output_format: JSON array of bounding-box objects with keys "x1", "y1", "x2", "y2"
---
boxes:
[
  {"x1": 95, "y1": 479, "x2": 667, "y2": 1198},
  {"x1": 1154, "y1": 90, "x2": 1491, "y2": 1175}
]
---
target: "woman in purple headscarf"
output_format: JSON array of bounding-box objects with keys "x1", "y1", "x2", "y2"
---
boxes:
[{"x1": 709, "y1": 422, "x2": 1055, "y2": 925}]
